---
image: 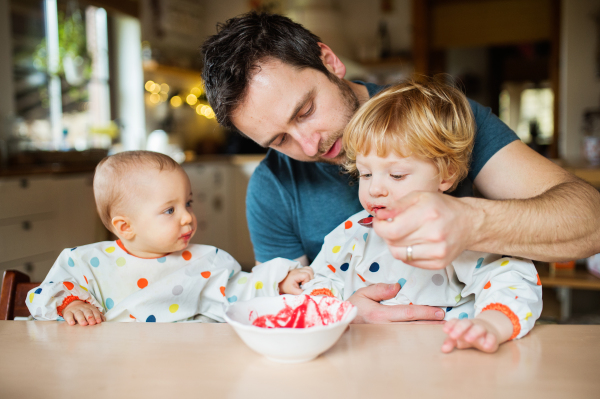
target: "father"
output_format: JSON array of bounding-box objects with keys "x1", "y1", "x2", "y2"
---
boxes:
[{"x1": 201, "y1": 12, "x2": 600, "y2": 323}]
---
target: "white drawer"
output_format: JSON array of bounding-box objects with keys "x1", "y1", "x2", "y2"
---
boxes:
[
  {"x1": 0, "y1": 217, "x2": 57, "y2": 263},
  {"x1": 0, "y1": 177, "x2": 57, "y2": 220}
]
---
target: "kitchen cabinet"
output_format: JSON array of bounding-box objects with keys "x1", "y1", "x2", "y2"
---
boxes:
[
  {"x1": 183, "y1": 157, "x2": 261, "y2": 271},
  {"x1": 0, "y1": 173, "x2": 104, "y2": 281}
]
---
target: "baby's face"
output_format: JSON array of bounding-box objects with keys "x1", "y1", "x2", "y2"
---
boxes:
[
  {"x1": 356, "y1": 151, "x2": 449, "y2": 216},
  {"x1": 125, "y1": 168, "x2": 197, "y2": 257}
]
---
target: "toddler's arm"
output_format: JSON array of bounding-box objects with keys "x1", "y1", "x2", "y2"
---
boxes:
[
  {"x1": 300, "y1": 244, "x2": 347, "y2": 299},
  {"x1": 447, "y1": 253, "x2": 543, "y2": 353},
  {"x1": 193, "y1": 250, "x2": 304, "y2": 321},
  {"x1": 279, "y1": 267, "x2": 315, "y2": 294},
  {"x1": 25, "y1": 249, "x2": 104, "y2": 323}
]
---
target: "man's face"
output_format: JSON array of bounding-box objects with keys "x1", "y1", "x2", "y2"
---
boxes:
[{"x1": 230, "y1": 60, "x2": 359, "y2": 164}]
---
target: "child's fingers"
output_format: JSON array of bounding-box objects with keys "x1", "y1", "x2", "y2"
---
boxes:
[
  {"x1": 73, "y1": 310, "x2": 88, "y2": 326},
  {"x1": 297, "y1": 271, "x2": 313, "y2": 284},
  {"x1": 82, "y1": 307, "x2": 97, "y2": 325},
  {"x1": 301, "y1": 267, "x2": 314, "y2": 279},
  {"x1": 448, "y1": 319, "x2": 473, "y2": 340},
  {"x1": 478, "y1": 332, "x2": 499, "y2": 353},
  {"x1": 63, "y1": 311, "x2": 76, "y2": 326},
  {"x1": 463, "y1": 323, "x2": 487, "y2": 343},
  {"x1": 287, "y1": 284, "x2": 304, "y2": 295},
  {"x1": 443, "y1": 318, "x2": 458, "y2": 333},
  {"x1": 441, "y1": 337, "x2": 457, "y2": 353},
  {"x1": 91, "y1": 307, "x2": 103, "y2": 324}
]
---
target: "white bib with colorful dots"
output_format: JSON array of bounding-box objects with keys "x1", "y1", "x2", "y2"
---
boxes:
[
  {"x1": 302, "y1": 210, "x2": 543, "y2": 340},
  {"x1": 27, "y1": 241, "x2": 300, "y2": 323}
]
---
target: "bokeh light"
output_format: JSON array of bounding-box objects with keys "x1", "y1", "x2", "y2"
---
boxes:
[
  {"x1": 170, "y1": 96, "x2": 182, "y2": 107},
  {"x1": 186, "y1": 94, "x2": 198, "y2": 105}
]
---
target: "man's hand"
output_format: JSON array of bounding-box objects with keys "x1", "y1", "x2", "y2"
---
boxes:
[
  {"x1": 63, "y1": 300, "x2": 105, "y2": 326},
  {"x1": 348, "y1": 283, "x2": 445, "y2": 323},
  {"x1": 373, "y1": 191, "x2": 478, "y2": 270},
  {"x1": 279, "y1": 266, "x2": 315, "y2": 295}
]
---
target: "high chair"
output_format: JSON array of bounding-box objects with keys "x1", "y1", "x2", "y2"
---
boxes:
[{"x1": 0, "y1": 270, "x2": 39, "y2": 320}]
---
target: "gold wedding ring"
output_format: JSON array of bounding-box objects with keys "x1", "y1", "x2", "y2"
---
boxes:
[{"x1": 406, "y1": 246, "x2": 413, "y2": 262}]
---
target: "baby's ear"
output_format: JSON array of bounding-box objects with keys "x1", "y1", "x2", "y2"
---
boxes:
[{"x1": 111, "y1": 216, "x2": 135, "y2": 240}]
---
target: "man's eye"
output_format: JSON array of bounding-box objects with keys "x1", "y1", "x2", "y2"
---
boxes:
[
  {"x1": 390, "y1": 174, "x2": 405, "y2": 180},
  {"x1": 276, "y1": 134, "x2": 287, "y2": 147},
  {"x1": 164, "y1": 207, "x2": 174, "y2": 215},
  {"x1": 299, "y1": 103, "x2": 314, "y2": 119}
]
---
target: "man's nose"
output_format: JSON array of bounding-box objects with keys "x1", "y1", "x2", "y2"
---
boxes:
[{"x1": 293, "y1": 130, "x2": 320, "y2": 157}]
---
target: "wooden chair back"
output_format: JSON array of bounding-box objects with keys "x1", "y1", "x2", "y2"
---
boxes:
[{"x1": 0, "y1": 270, "x2": 40, "y2": 320}]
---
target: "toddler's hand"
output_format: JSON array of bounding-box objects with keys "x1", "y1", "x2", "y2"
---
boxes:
[
  {"x1": 441, "y1": 318, "x2": 501, "y2": 353},
  {"x1": 279, "y1": 267, "x2": 315, "y2": 295},
  {"x1": 63, "y1": 300, "x2": 105, "y2": 326}
]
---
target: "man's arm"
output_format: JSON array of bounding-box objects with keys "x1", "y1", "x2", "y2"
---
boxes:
[
  {"x1": 375, "y1": 141, "x2": 600, "y2": 268},
  {"x1": 469, "y1": 140, "x2": 600, "y2": 261}
]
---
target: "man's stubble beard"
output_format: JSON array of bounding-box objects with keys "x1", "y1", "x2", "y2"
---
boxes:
[{"x1": 312, "y1": 76, "x2": 360, "y2": 166}]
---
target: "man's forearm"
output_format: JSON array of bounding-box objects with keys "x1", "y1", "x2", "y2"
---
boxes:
[{"x1": 467, "y1": 177, "x2": 600, "y2": 261}]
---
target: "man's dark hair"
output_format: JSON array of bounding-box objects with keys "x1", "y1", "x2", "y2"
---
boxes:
[{"x1": 201, "y1": 12, "x2": 332, "y2": 130}]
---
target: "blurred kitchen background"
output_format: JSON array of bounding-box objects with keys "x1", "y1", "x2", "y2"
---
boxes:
[{"x1": 1, "y1": 0, "x2": 600, "y2": 323}]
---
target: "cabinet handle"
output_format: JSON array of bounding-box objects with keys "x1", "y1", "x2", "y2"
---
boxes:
[
  {"x1": 213, "y1": 196, "x2": 222, "y2": 212},
  {"x1": 24, "y1": 262, "x2": 34, "y2": 273},
  {"x1": 20, "y1": 178, "x2": 29, "y2": 188},
  {"x1": 22, "y1": 221, "x2": 32, "y2": 230}
]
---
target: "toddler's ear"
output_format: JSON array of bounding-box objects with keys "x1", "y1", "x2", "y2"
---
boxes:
[
  {"x1": 438, "y1": 168, "x2": 458, "y2": 193},
  {"x1": 111, "y1": 216, "x2": 135, "y2": 240}
]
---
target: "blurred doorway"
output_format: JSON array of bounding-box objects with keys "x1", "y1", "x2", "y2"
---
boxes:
[{"x1": 413, "y1": 0, "x2": 560, "y2": 158}]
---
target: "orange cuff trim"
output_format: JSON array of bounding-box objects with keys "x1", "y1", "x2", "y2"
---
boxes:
[
  {"x1": 310, "y1": 288, "x2": 334, "y2": 297},
  {"x1": 482, "y1": 302, "x2": 521, "y2": 340},
  {"x1": 57, "y1": 295, "x2": 90, "y2": 317}
]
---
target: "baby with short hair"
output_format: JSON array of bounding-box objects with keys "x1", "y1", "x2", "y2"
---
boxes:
[
  {"x1": 301, "y1": 78, "x2": 543, "y2": 353},
  {"x1": 27, "y1": 151, "x2": 312, "y2": 325}
]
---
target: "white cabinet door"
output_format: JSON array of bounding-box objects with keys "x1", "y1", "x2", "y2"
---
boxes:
[
  {"x1": 183, "y1": 161, "x2": 260, "y2": 271},
  {"x1": 184, "y1": 163, "x2": 234, "y2": 254},
  {"x1": 0, "y1": 173, "x2": 102, "y2": 264},
  {"x1": 0, "y1": 177, "x2": 57, "y2": 219},
  {"x1": 0, "y1": 217, "x2": 57, "y2": 263},
  {"x1": 53, "y1": 174, "x2": 104, "y2": 248}
]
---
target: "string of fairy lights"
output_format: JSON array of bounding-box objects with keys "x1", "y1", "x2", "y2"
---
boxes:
[{"x1": 144, "y1": 80, "x2": 216, "y2": 120}]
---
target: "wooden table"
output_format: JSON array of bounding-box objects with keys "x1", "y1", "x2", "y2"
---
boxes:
[{"x1": 1, "y1": 322, "x2": 598, "y2": 399}]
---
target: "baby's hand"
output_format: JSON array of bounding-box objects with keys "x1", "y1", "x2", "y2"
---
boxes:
[
  {"x1": 441, "y1": 318, "x2": 501, "y2": 353},
  {"x1": 279, "y1": 267, "x2": 315, "y2": 295},
  {"x1": 62, "y1": 300, "x2": 105, "y2": 326}
]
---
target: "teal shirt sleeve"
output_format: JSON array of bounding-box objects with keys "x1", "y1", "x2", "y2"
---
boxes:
[{"x1": 468, "y1": 99, "x2": 519, "y2": 182}]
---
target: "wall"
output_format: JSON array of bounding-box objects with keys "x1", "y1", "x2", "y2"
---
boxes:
[
  {"x1": 560, "y1": 0, "x2": 600, "y2": 162},
  {"x1": 338, "y1": 0, "x2": 412, "y2": 59},
  {"x1": 198, "y1": 0, "x2": 412, "y2": 61}
]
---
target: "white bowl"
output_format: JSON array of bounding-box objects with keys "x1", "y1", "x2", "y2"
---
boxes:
[{"x1": 224, "y1": 295, "x2": 357, "y2": 363}]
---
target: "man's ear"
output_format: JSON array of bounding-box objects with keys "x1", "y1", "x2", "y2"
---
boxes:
[
  {"x1": 111, "y1": 216, "x2": 135, "y2": 240},
  {"x1": 318, "y1": 43, "x2": 346, "y2": 79}
]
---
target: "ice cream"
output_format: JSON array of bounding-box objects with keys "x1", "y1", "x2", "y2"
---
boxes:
[{"x1": 251, "y1": 294, "x2": 354, "y2": 329}]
